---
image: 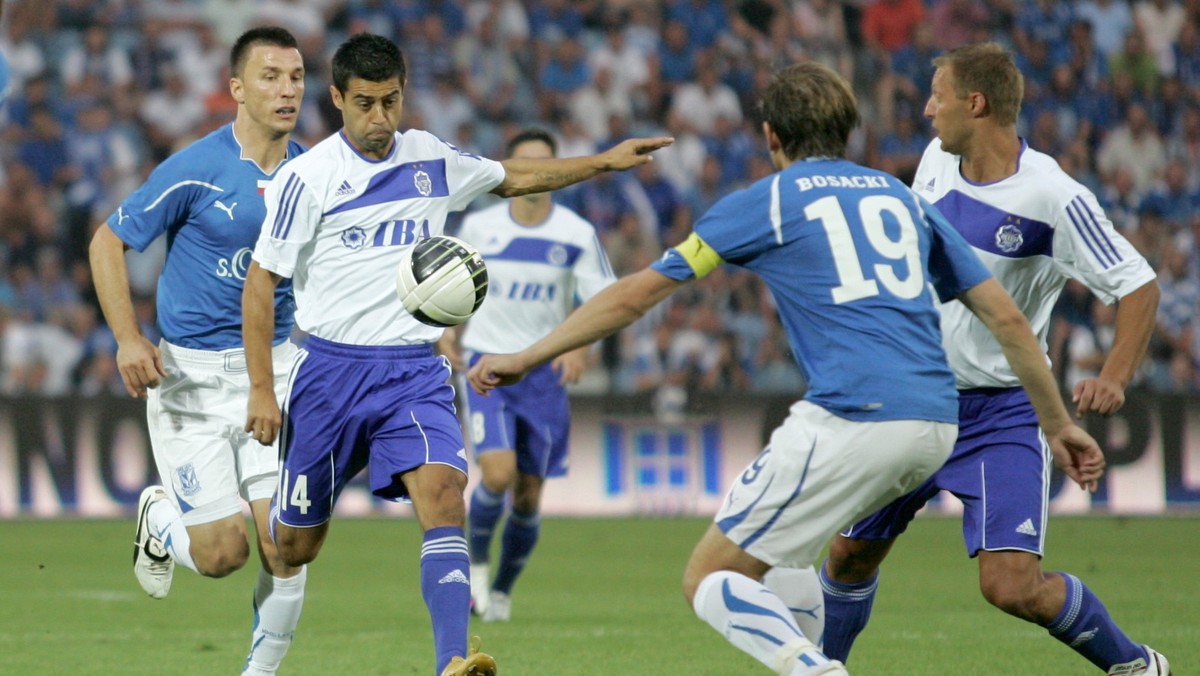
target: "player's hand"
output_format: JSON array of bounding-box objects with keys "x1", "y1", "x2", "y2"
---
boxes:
[
  {"x1": 551, "y1": 349, "x2": 587, "y2": 385},
  {"x1": 115, "y1": 335, "x2": 167, "y2": 399},
  {"x1": 1072, "y1": 376, "x2": 1125, "y2": 417},
  {"x1": 1047, "y1": 422, "x2": 1106, "y2": 492},
  {"x1": 245, "y1": 386, "x2": 282, "y2": 446},
  {"x1": 601, "y1": 137, "x2": 674, "y2": 171},
  {"x1": 468, "y1": 353, "x2": 531, "y2": 395}
]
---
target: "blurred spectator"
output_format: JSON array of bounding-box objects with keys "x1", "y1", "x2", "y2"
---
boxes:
[
  {"x1": 570, "y1": 65, "x2": 632, "y2": 141},
  {"x1": 631, "y1": 160, "x2": 682, "y2": 247},
  {"x1": 414, "y1": 74, "x2": 477, "y2": 143},
  {"x1": 538, "y1": 36, "x2": 591, "y2": 118},
  {"x1": 60, "y1": 26, "x2": 133, "y2": 99},
  {"x1": 655, "y1": 19, "x2": 697, "y2": 98},
  {"x1": 18, "y1": 106, "x2": 71, "y2": 189},
  {"x1": 588, "y1": 20, "x2": 652, "y2": 115},
  {"x1": 874, "y1": 107, "x2": 926, "y2": 183},
  {"x1": 527, "y1": 0, "x2": 585, "y2": 45},
  {"x1": 929, "y1": 0, "x2": 990, "y2": 51},
  {"x1": 1134, "y1": 0, "x2": 1186, "y2": 76},
  {"x1": 669, "y1": 53, "x2": 742, "y2": 135},
  {"x1": 1151, "y1": 245, "x2": 1200, "y2": 391},
  {"x1": 664, "y1": 0, "x2": 729, "y2": 51},
  {"x1": 455, "y1": 13, "x2": 527, "y2": 124},
  {"x1": 654, "y1": 109, "x2": 707, "y2": 195},
  {"x1": 1075, "y1": 0, "x2": 1135, "y2": 59},
  {"x1": 1097, "y1": 102, "x2": 1167, "y2": 196},
  {"x1": 1109, "y1": 29, "x2": 1161, "y2": 95},
  {"x1": 702, "y1": 115, "x2": 755, "y2": 190},
  {"x1": 861, "y1": 0, "x2": 925, "y2": 55},
  {"x1": 138, "y1": 66, "x2": 206, "y2": 159}
]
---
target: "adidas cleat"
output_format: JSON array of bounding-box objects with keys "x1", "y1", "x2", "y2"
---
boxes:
[
  {"x1": 132, "y1": 486, "x2": 174, "y2": 599},
  {"x1": 440, "y1": 635, "x2": 497, "y2": 676}
]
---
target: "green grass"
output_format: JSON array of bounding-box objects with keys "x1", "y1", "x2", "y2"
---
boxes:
[{"x1": 1, "y1": 516, "x2": 1196, "y2": 675}]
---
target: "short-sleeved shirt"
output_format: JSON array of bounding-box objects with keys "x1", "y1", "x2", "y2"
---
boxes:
[
  {"x1": 458, "y1": 201, "x2": 615, "y2": 354},
  {"x1": 108, "y1": 124, "x2": 303, "y2": 349},
  {"x1": 913, "y1": 139, "x2": 1157, "y2": 389},
  {"x1": 252, "y1": 129, "x2": 506, "y2": 345},
  {"x1": 652, "y1": 157, "x2": 992, "y2": 424}
]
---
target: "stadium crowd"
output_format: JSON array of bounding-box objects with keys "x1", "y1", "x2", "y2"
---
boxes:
[{"x1": 0, "y1": 0, "x2": 1198, "y2": 399}]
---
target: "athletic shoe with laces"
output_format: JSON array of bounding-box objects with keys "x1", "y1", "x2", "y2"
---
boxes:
[
  {"x1": 440, "y1": 635, "x2": 497, "y2": 676},
  {"x1": 481, "y1": 591, "x2": 510, "y2": 623},
  {"x1": 132, "y1": 486, "x2": 174, "y2": 599},
  {"x1": 1108, "y1": 646, "x2": 1171, "y2": 676}
]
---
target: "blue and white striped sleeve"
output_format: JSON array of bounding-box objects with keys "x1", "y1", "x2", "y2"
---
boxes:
[
  {"x1": 1056, "y1": 191, "x2": 1156, "y2": 304},
  {"x1": 252, "y1": 169, "x2": 321, "y2": 279}
]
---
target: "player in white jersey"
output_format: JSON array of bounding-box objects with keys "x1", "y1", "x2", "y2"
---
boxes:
[
  {"x1": 820, "y1": 43, "x2": 1169, "y2": 675},
  {"x1": 437, "y1": 128, "x2": 616, "y2": 622},
  {"x1": 88, "y1": 28, "x2": 309, "y2": 675},
  {"x1": 240, "y1": 34, "x2": 670, "y2": 676},
  {"x1": 467, "y1": 62, "x2": 1104, "y2": 676}
]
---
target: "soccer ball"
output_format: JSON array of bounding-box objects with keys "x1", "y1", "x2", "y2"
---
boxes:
[{"x1": 397, "y1": 235, "x2": 489, "y2": 327}]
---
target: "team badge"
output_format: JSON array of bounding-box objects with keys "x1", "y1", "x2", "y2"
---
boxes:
[
  {"x1": 547, "y1": 243, "x2": 568, "y2": 266},
  {"x1": 414, "y1": 170, "x2": 432, "y2": 197},
  {"x1": 995, "y1": 223, "x2": 1024, "y2": 253},
  {"x1": 177, "y1": 463, "x2": 201, "y2": 497},
  {"x1": 341, "y1": 226, "x2": 368, "y2": 250}
]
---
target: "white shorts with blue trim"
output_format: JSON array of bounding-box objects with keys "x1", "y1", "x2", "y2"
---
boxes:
[
  {"x1": 145, "y1": 339, "x2": 296, "y2": 526},
  {"x1": 715, "y1": 400, "x2": 956, "y2": 568}
]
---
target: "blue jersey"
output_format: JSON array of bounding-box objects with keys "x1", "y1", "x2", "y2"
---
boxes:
[
  {"x1": 108, "y1": 125, "x2": 303, "y2": 350},
  {"x1": 652, "y1": 158, "x2": 991, "y2": 423}
]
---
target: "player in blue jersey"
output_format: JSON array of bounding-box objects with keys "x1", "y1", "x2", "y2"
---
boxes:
[
  {"x1": 240, "y1": 33, "x2": 670, "y2": 676},
  {"x1": 437, "y1": 128, "x2": 616, "y2": 623},
  {"x1": 467, "y1": 61, "x2": 1105, "y2": 676},
  {"x1": 88, "y1": 27, "x2": 308, "y2": 676},
  {"x1": 820, "y1": 43, "x2": 1169, "y2": 675}
]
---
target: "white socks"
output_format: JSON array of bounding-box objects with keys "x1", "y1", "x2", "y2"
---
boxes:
[
  {"x1": 148, "y1": 497, "x2": 197, "y2": 573},
  {"x1": 762, "y1": 566, "x2": 826, "y2": 647},
  {"x1": 693, "y1": 570, "x2": 835, "y2": 675},
  {"x1": 244, "y1": 566, "x2": 307, "y2": 675}
]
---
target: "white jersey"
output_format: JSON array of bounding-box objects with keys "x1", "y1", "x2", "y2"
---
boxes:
[
  {"x1": 252, "y1": 129, "x2": 506, "y2": 345},
  {"x1": 913, "y1": 139, "x2": 1156, "y2": 389},
  {"x1": 458, "y1": 201, "x2": 615, "y2": 354}
]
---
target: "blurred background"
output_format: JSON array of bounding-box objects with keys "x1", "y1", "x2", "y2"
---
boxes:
[{"x1": 1, "y1": 0, "x2": 1198, "y2": 518}]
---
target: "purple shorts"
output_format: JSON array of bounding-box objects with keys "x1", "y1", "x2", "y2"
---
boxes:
[
  {"x1": 463, "y1": 354, "x2": 570, "y2": 479},
  {"x1": 843, "y1": 387, "x2": 1049, "y2": 557},
  {"x1": 276, "y1": 336, "x2": 466, "y2": 527}
]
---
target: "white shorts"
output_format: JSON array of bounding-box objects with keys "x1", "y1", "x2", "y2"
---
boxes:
[
  {"x1": 146, "y1": 340, "x2": 297, "y2": 526},
  {"x1": 715, "y1": 400, "x2": 957, "y2": 568}
]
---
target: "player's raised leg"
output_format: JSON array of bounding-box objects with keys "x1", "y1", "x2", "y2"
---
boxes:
[
  {"x1": 819, "y1": 535, "x2": 895, "y2": 662},
  {"x1": 762, "y1": 565, "x2": 826, "y2": 647},
  {"x1": 684, "y1": 525, "x2": 845, "y2": 676},
  {"x1": 485, "y1": 471, "x2": 544, "y2": 623}
]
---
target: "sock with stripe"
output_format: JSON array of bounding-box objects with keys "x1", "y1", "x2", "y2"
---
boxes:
[
  {"x1": 492, "y1": 507, "x2": 540, "y2": 595},
  {"x1": 243, "y1": 566, "x2": 306, "y2": 675},
  {"x1": 763, "y1": 565, "x2": 826, "y2": 647},
  {"x1": 420, "y1": 526, "x2": 471, "y2": 674},
  {"x1": 692, "y1": 570, "x2": 834, "y2": 675},
  {"x1": 1043, "y1": 572, "x2": 1149, "y2": 671},
  {"x1": 468, "y1": 484, "x2": 506, "y2": 565},
  {"x1": 818, "y1": 559, "x2": 877, "y2": 663},
  {"x1": 148, "y1": 497, "x2": 197, "y2": 573}
]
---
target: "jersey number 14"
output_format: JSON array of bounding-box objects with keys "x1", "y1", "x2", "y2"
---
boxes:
[{"x1": 805, "y1": 194, "x2": 925, "y2": 304}]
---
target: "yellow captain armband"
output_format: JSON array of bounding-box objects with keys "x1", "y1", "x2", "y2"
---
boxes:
[{"x1": 675, "y1": 232, "x2": 724, "y2": 279}]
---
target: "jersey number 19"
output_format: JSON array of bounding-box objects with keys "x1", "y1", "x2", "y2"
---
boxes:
[{"x1": 806, "y1": 194, "x2": 925, "y2": 304}]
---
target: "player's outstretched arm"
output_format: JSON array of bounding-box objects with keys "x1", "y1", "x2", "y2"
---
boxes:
[
  {"x1": 242, "y1": 262, "x2": 283, "y2": 445},
  {"x1": 468, "y1": 268, "x2": 685, "y2": 394},
  {"x1": 492, "y1": 136, "x2": 673, "y2": 198},
  {"x1": 89, "y1": 223, "x2": 166, "y2": 399},
  {"x1": 1074, "y1": 279, "x2": 1160, "y2": 417},
  {"x1": 958, "y1": 278, "x2": 1106, "y2": 490}
]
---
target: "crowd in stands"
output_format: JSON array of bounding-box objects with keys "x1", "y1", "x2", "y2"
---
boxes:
[{"x1": 0, "y1": 0, "x2": 1198, "y2": 401}]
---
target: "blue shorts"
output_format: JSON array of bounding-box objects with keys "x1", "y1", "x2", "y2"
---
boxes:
[
  {"x1": 843, "y1": 387, "x2": 1049, "y2": 557},
  {"x1": 463, "y1": 354, "x2": 570, "y2": 479},
  {"x1": 276, "y1": 337, "x2": 466, "y2": 527}
]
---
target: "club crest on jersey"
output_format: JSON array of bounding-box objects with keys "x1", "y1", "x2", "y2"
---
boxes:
[
  {"x1": 414, "y1": 170, "x2": 433, "y2": 197},
  {"x1": 995, "y1": 222, "x2": 1024, "y2": 253},
  {"x1": 177, "y1": 463, "x2": 201, "y2": 497},
  {"x1": 341, "y1": 226, "x2": 368, "y2": 250},
  {"x1": 547, "y1": 243, "x2": 568, "y2": 266}
]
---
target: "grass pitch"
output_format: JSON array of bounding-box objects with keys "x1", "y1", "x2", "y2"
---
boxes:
[{"x1": 1, "y1": 516, "x2": 1195, "y2": 675}]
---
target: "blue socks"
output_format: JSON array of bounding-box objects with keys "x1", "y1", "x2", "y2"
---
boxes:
[
  {"x1": 420, "y1": 527, "x2": 470, "y2": 674},
  {"x1": 468, "y1": 484, "x2": 506, "y2": 564},
  {"x1": 1044, "y1": 572, "x2": 1147, "y2": 671},
  {"x1": 818, "y1": 560, "x2": 878, "y2": 663},
  {"x1": 492, "y1": 508, "x2": 541, "y2": 595}
]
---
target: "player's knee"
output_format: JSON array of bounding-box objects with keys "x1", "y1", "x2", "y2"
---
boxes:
[
  {"x1": 194, "y1": 541, "x2": 251, "y2": 578},
  {"x1": 825, "y1": 536, "x2": 885, "y2": 583},
  {"x1": 979, "y1": 576, "x2": 1040, "y2": 620}
]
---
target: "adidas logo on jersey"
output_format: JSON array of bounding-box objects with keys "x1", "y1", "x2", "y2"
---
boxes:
[
  {"x1": 335, "y1": 180, "x2": 355, "y2": 197},
  {"x1": 438, "y1": 569, "x2": 469, "y2": 585},
  {"x1": 925, "y1": 178, "x2": 936, "y2": 191},
  {"x1": 1015, "y1": 518, "x2": 1038, "y2": 536}
]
